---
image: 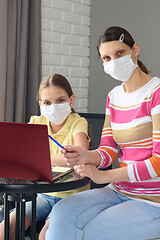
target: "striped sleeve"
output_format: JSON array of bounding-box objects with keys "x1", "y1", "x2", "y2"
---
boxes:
[
  {"x1": 96, "y1": 94, "x2": 118, "y2": 168},
  {"x1": 128, "y1": 87, "x2": 160, "y2": 182}
]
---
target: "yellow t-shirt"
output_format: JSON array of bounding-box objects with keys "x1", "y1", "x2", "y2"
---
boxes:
[{"x1": 29, "y1": 113, "x2": 90, "y2": 198}]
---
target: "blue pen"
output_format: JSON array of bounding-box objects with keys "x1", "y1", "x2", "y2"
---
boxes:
[{"x1": 48, "y1": 135, "x2": 68, "y2": 152}]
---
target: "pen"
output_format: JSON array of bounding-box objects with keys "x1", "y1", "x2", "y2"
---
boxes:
[{"x1": 48, "y1": 135, "x2": 68, "y2": 152}]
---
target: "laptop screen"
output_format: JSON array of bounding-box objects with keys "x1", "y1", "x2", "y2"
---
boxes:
[{"x1": 0, "y1": 122, "x2": 53, "y2": 182}]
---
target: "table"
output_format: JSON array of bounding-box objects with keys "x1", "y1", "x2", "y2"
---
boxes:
[{"x1": 0, "y1": 173, "x2": 90, "y2": 240}]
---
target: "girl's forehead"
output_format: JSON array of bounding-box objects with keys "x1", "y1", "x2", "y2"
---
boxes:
[{"x1": 40, "y1": 86, "x2": 68, "y2": 97}]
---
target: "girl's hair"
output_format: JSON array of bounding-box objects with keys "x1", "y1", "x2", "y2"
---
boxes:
[
  {"x1": 38, "y1": 74, "x2": 76, "y2": 113},
  {"x1": 97, "y1": 26, "x2": 149, "y2": 74}
]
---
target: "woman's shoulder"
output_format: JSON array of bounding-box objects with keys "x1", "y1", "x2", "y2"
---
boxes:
[
  {"x1": 107, "y1": 84, "x2": 122, "y2": 99},
  {"x1": 150, "y1": 76, "x2": 160, "y2": 88}
]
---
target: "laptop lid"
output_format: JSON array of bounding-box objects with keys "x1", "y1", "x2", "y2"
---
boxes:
[{"x1": 0, "y1": 122, "x2": 53, "y2": 182}]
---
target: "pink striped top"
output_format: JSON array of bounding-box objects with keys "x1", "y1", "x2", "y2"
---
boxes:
[{"x1": 96, "y1": 76, "x2": 160, "y2": 205}]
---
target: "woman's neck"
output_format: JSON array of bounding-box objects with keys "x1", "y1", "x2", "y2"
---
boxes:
[{"x1": 123, "y1": 67, "x2": 152, "y2": 93}]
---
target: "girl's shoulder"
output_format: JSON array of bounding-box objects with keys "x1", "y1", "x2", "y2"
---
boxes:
[
  {"x1": 65, "y1": 113, "x2": 87, "y2": 130},
  {"x1": 29, "y1": 115, "x2": 48, "y2": 125},
  {"x1": 69, "y1": 113, "x2": 87, "y2": 123}
]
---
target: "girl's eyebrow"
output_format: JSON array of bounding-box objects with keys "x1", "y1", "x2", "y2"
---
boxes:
[
  {"x1": 42, "y1": 98, "x2": 50, "y2": 101},
  {"x1": 57, "y1": 96, "x2": 67, "y2": 99}
]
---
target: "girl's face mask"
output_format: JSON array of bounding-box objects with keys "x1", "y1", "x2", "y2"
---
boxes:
[
  {"x1": 103, "y1": 50, "x2": 138, "y2": 82},
  {"x1": 40, "y1": 101, "x2": 71, "y2": 125}
]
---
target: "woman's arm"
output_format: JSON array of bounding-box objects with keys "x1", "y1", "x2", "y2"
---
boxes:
[
  {"x1": 74, "y1": 164, "x2": 130, "y2": 184},
  {"x1": 52, "y1": 132, "x2": 89, "y2": 167},
  {"x1": 62, "y1": 146, "x2": 102, "y2": 167}
]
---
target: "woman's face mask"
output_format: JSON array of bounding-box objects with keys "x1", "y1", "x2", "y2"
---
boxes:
[
  {"x1": 103, "y1": 50, "x2": 138, "y2": 82},
  {"x1": 40, "y1": 101, "x2": 71, "y2": 125}
]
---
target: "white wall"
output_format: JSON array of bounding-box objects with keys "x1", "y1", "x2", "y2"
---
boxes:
[
  {"x1": 41, "y1": 0, "x2": 91, "y2": 113},
  {"x1": 89, "y1": 0, "x2": 160, "y2": 114}
]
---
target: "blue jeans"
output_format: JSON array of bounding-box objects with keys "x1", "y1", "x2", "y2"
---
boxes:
[
  {"x1": 25, "y1": 193, "x2": 61, "y2": 222},
  {"x1": 45, "y1": 187, "x2": 160, "y2": 240}
]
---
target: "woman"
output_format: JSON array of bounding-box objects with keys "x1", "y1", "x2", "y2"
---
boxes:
[{"x1": 45, "y1": 27, "x2": 160, "y2": 240}]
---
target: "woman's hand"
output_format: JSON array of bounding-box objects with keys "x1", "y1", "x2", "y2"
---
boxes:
[
  {"x1": 61, "y1": 145, "x2": 89, "y2": 168},
  {"x1": 74, "y1": 164, "x2": 109, "y2": 184}
]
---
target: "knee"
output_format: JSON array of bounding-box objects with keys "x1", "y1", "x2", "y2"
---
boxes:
[{"x1": 50, "y1": 195, "x2": 78, "y2": 220}]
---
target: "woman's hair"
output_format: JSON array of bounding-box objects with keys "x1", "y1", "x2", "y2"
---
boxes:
[
  {"x1": 97, "y1": 26, "x2": 149, "y2": 74},
  {"x1": 38, "y1": 74, "x2": 75, "y2": 113}
]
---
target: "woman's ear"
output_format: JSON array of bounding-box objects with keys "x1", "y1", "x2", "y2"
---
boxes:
[
  {"x1": 70, "y1": 95, "x2": 76, "y2": 109},
  {"x1": 133, "y1": 42, "x2": 140, "y2": 57}
]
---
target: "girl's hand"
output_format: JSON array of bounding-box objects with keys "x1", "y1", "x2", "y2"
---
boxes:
[
  {"x1": 61, "y1": 145, "x2": 89, "y2": 168},
  {"x1": 74, "y1": 164, "x2": 109, "y2": 184}
]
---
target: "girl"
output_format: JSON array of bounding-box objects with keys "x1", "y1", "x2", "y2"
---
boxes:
[
  {"x1": 45, "y1": 27, "x2": 160, "y2": 240},
  {"x1": 0, "y1": 74, "x2": 90, "y2": 240}
]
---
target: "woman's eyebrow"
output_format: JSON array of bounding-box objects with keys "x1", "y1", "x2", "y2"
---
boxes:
[{"x1": 115, "y1": 47, "x2": 124, "y2": 53}]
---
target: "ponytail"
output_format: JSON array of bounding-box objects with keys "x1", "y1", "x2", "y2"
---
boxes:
[{"x1": 137, "y1": 59, "x2": 150, "y2": 74}]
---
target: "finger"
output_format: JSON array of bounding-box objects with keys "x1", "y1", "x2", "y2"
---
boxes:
[
  {"x1": 65, "y1": 159, "x2": 80, "y2": 168},
  {"x1": 65, "y1": 156, "x2": 82, "y2": 166},
  {"x1": 63, "y1": 145, "x2": 79, "y2": 153},
  {"x1": 74, "y1": 165, "x2": 79, "y2": 170},
  {"x1": 64, "y1": 152, "x2": 78, "y2": 158}
]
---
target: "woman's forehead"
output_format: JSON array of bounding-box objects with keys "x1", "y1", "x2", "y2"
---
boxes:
[{"x1": 99, "y1": 41, "x2": 130, "y2": 55}]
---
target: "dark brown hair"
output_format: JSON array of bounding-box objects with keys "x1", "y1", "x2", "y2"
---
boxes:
[
  {"x1": 97, "y1": 26, "x2": 149, "y2": 74},
  {"x1": 38, "y1": 74, "x2": 75, "y2": 113}
]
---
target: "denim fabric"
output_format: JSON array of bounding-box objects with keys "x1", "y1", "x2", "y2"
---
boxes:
[
  {"x1": 45, "y1": 187, "x2": 160, "y2": 240},
  {"x1": 25, "y1": 193, "x2": 61, "y2": 222}
]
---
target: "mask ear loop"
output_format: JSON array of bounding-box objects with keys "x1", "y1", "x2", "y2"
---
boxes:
[{"x1": 119, "y1": 34, "x2": 124, "y2": 42}]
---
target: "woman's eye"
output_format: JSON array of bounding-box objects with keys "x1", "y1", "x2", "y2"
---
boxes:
[{"x1": 117, "y1": 50, "x2": 124, "y2": 56}]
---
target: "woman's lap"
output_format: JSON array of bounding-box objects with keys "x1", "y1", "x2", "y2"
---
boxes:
[
  {"x1": 46, "y1": 187, "x2": 160, "y2": 240},
  {"x1": 84, "y1": 197, "x2": 160, "y2": 240}
]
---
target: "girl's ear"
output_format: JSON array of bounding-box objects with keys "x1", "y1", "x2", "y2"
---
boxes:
[
  {"x1": 39, "y1": 100, "x2": 42, "y2": 107},
  {"x1": 70, "y1": 95, "x2": 76, "y2": 109}
]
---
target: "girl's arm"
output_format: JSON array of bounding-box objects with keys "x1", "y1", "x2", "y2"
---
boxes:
[
  {"x1": 74, "y1": 132, "x2": 88, "y2": 149},
  {"x1": 51, "y1": 155, "x2": 69, "y2": 167}
]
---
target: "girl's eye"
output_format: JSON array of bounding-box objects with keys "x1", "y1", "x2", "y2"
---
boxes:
[
  {"x1": 57, "y1": 99, "x2": 65, "y2": 103},
  {"x1": 103, "y1": 56, "x2": 111, "y2": 62},
  {"x1": 44, "y1": 101, "x2": 51, "y2": 105}
]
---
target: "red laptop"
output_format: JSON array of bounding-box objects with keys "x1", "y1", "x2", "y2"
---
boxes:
[{"x1": 0, "y1": 122, "x2": 53, "y2": 182}]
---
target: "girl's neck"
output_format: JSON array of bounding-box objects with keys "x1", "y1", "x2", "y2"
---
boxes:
[
  {"x1": 50, "y1": 121, "x2": 65, "y2": 134},
  {"x1": 122, "y1": 67, "x2": 152, "y2": 93}
]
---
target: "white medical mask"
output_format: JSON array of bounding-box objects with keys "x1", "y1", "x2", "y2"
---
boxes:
[
  {"x1": 40, "y1": 101, "x2": 71, "y2": 125},
  {"x1": 103, "y1": 52, "x2": 138, "y2": 82}
]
